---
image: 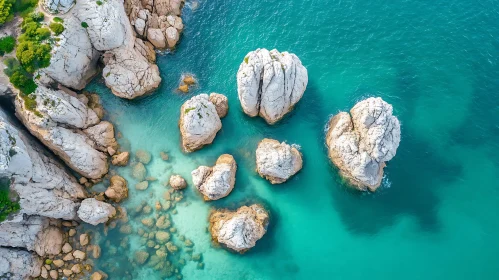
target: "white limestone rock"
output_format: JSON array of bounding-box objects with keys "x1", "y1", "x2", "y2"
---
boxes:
[
  {"x1": 209, "y1": 204, "x2": 269, "y2": 253},
  {"x1": 326, "y1": 97, "x2": 401, "y2": 191},
  {"x1": 77, "y1": 198, "x2": 116, "y2": 225},
  {"x1": 0, "y1": 215, "x2": 63, "y2": 256},
  {"x1": 192, "y1": 154, "x2": 236, "y2": 200},
  {"x1": 0, "y1": 248, "x2": 42, "y2": 279},
  {"x1": 147, "y1": 28, "x2": 166, "y2": 49},
  {"x1": 179, "y1": 94, "x2": 222, "y2": 152},
  {"x1": 237, "y1": 48, "x2": 308, "y2": 124},
  {"x1": 42, "y1": 17, "x2": 99, "y2": 90},
  {"x1": 102, "y1": 45, "x2": 161, "y2": 99},
  {"x1": 0, "y1": 109, "x2": 85, "y2": 220},
  {"x1": 15, "y1": 86, "x2": 109, "y2": 179},
  {"x1": 83, "y1": 121, "x2": 118, "y2": 153},
  {"x1": 74, "y1": 0, "x2": 134, "y2": 51},
  {"x1": 42, "y1": 0, "x2": 75, "y2": 14},
  {"x1": 256, "y1": 138, "x2": 302, "y2": 184}
]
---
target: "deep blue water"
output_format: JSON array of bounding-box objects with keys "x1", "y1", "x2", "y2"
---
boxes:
[{"x1": 84, "y1": 0, "x2": 499, "y2": 279}]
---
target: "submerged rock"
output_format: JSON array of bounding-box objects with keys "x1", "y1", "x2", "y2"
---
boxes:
[
  {"x1": 134, "y1": 250, "x2": 149, "y2": 264},
  {"x1": 325, "y1": 97, "x2": 401, "y2": 191},
  {"x1": 209, "y1": 204, "x2": 269, "y2": 253},
  {"x1": 132, "y1": 162, "x2": 147, "y2": 181},
  {"x1": 77, "y1": 198, "x2": 116, "y2": 225},
  {"x1": 136, "y1": 149, "x2": 152, "y2": 164},
  {"x1": 256, "y1": 139, "x2": 303, "y2": 184},
  {"x1": 236, "y1": 48, "x2": 308, "y2": 124},
  {"x1": 169, "y1": 175, "x2": 187, "y2": 190},
  {"x1": 105, "y1": 176, "x2": 128, "y2": 202},
  {"x1": 179, "y1": 94, "x2": 223, "y2": 152},
  {"x1": 192, "y1": 154, "x2": 237, "y2": 201}
]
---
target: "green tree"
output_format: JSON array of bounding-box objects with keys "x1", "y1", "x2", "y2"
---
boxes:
[
  {"x1": 0, "y1": 35, "x2": 15, "y2": 55},
  {"x1": 0, "y1": 0, "x2": 13, "y2": 25},
  {"x1": 16, "y1": 41, "x2": 51, "y2": 73}
]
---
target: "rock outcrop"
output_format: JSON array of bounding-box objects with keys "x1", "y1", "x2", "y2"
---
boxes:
[
  {"x1": 0, "y1": 109, "x2": 85, "y2": 220},
  {"x1": 124, "y1": 0, "x2": 184, "y2": 49},
  {"x1": 169, "y1": 175, "x2": 187, "y2": 190},
  {"x1": 102, "y1": 45, "x2": 161, "y2": 99},
  {"x1": 15, "y1": 86, "x2": 112, "y2": 179},
  {"x1": 179, "y1": 94, "x2": 223, "y2": 152},
  {"x1": 77, "y1": 198, "x2": 116, "y2": 226},
  {"x1": 42, "y1": 0, "x2": 75, "y2": 14},
  {"x1": 236, "y1": 48, "x2": 308, "y2": 124},
  {"x1": 83, "y1": 121, "x2": 119, "y2": 154},
  {"x1": 41, "y1": 17, "x2": 99, "y2": 90},
  {"x1": 192, "y1": 154, "x2": 236, "y2": 200},
  {"x1": 0, "y1": 247, "x2": 42, "y2": 279},
  {"x1": 0, "y1": 215, "x2": 63, "y2": 257},
  {"x1": 326, "y1": 97, "x2": 401, "y2": 191},
  {"x1": 256, "y1": 139, "x2": 302, "y2": 184},
  {"x1": 209, "y1": 204, "x2": 269, "y2": 253}
]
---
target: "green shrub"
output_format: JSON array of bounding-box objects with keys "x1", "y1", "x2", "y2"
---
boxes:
[
  {"x1": 53, "y1": 16, "x2": 63, "y2": 23},
  {"x1": 0, "y1": 0, "x2": 13, "y2": 25},
  {"x1": 28, "y1": 11, "x2": 43, "y2": 21},
  {"x1": 96, "y1": 0, "x2": 102, "y2": 5},
  {"x1": 49, "y1": 22, "x2": 64, "y2": 35},
  {"x1": 81, "y1": 21, "x2": 88, "y2": 28},
  {"x1": 0, "y1": 179, "x2": 20, "y2": 223},
  {"x1": 0, "y1": 35, "x2": 15, "y2": 55},
  {"x1": 13, "y1": 0, "x2": 38, "y2": 14},
  {"x1": 16, "y1": 41, "x2": 51, "y2": 73}
]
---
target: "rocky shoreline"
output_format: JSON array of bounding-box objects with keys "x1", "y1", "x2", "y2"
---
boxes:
[{"x1": 0, "y1": 1, "x2": 404, "y2": 278}]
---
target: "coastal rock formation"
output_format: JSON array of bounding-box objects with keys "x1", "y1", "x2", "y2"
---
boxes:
[
  {"x1": 102, "y1": 45, "x2": 161, "y2": 99},
  {"x1": 0, "y1": 109, "x2": 85, "y2": 220},
  {"x1": 209, "y1": 93, "x2": 229, "y2": 118},
  {"x1": 0, "y1": 215, "x2": 63, "y2": 256},
  {"x1": 83, "y1": 121, "x2": 119, "y2": 153},
  {"x1": 169, "y1": 175, "x2": 187, "y2": 190},
  {"x1": 326, "y1": 97, "x2": 401, "y2": 191},
  {"x1": 105, "y1": 176, "x2": 128, "y2": 202},
  {"x1": 74, "y1": 0, "x2": 134, "y2": 51},
  {"x1": 192, "y1": 154, "x2": 236, "y2": 200},
  {"x1": 41, "y1": 17, "x2": 99, "y2": 90},
  {"x1": 0, "y1": 247, "x2": 42, "y2": 278},
  {"x1": 209, "y1": 204, "x2": 269, "y2": 253},
  {"x1": 112, "y1": 152, "x2": 130, "y2": 166},
  {"x1": 42, "y1": 0, "x2": 75, "y2": 14},
  {"x1": 256, "y1": 139, "x2": 302, "y2": 184},
  {"x1": 77, "y1": 198, "x2": 116, "y2": 225},
  {"x1": 15, "y1": 86, "x2": 110, "y2": 179},
  {"x1": 179, "y1": 94, "x2": 223, "y2": 152},
  {"x1": 236, "y1": 48, "x2": 308, "y2": 124},
  {"x1": 124, "y1": 0, "x2": 184, "y2": 49}
]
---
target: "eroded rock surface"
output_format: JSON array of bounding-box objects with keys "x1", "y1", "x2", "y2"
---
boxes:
[
  {"x1": 192, "y1": 154, "x2": 236, "y2": 200},
  {"x1": 15, "y1": 86, "x2": 110, "y2": 179},
  {"x1": 0, "y1": 247, "x2": 42, "y2": 279},
  {"x1": 237, "y1": 48, "x2": 308, "y2": 124},
  {"x1": 77, "y1": 198, "x2": 116, "y2": 225},
  {"x1": 0, "y1": 109, "x2": 85, "y2": 220},
  {"x1": 102, "y1": 45, "x2": 161, "y2": 99},
  {"x1": 209, "y1": 204, "x2": 269, "y2": 253},
  {"x1": 256, "y1": 139, "x2": 302, "y2": 184},
  {"x1": 105, "y1": 175, "x2": 128, "y2": 202},
  {"x1": 125, "y1": 0, "x2": 184, "y2": 49},
  {"x1": 209, "y1": 93, "x2": 229, "y2": 118},
  {"x1": 179, "y1": 94, "x2": 222, "y2": 152},
  {"x1": 41, "y1": 16, "x2": 99, "y2": 90},
  {"x1": 326, "y1": 97, "x2": 401, "y2": 191}
]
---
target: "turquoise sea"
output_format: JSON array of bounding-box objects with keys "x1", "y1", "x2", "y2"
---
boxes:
[{"x1": 84, "y1": 0, "x2": 499, "y2": 279}]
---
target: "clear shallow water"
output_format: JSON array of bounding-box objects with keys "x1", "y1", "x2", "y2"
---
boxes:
[{"x1": 83, "y1": 0, "x2": 499, "y2": 279}]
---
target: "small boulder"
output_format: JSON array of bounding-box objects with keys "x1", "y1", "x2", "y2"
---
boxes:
[
  {"x1": 77, "y1": 198, "x2": 116, "y2": 225},
  {"x1": 111, "y1": 152, "x2": 130, "y2": 166},
  {"x1": 62, "y1": 243, "x2": 72, "y2": 254},
  {"x1": 256, "y1": 139, "x2": 303, "y2": 184},
  {"x1": 135, "y1": 181, "x2": 149, "y2": 191},
  {"x1": 169, "y1": 175, "x2": 187, "y2": 190},
  {"x1": 72, "y1": 250, "x2": 86, "y2": 260},
  {"x1": 79, "y1": 234, "x2": 89, "y2": 246},
  {"x1": 192, "y1": 154, "x2": 236, "y2": 200},
  {"x1": 135, "y1": 149, "x2": 152, "y2": 164},
  {"x1": 209, "y1": 204, "x2": 269, "y2": 253},
  {"x1": 131, "y1": 162, "x2": 147, "y2": 181},
  {"x1": 134, "y1": 251, "x2": 149, "y2": 264}
]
